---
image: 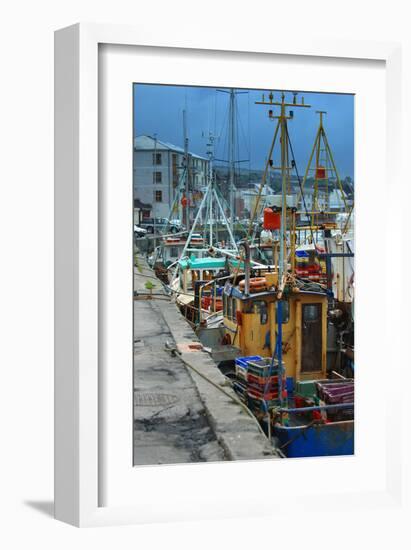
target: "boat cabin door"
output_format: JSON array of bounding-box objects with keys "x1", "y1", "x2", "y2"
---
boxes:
[{"x1": 300, "y1": 302, "x2": 323, "y2": 375}]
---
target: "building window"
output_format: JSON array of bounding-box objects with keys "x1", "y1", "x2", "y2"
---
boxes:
[
  {"x1": 153, "y1": 171, "x2": 162, "y2": 184},
  {"x1": 172, "y1": 154, "x2": 178, "y2": 187},
  {"x1": 154, "y1": 190, "x2": 162, "y2": 203},
  {"x1": 153, "y1": 152, "x2": 162, "y2": 165}
]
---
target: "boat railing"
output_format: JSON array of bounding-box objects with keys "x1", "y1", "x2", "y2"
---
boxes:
[{"x1": 277, "y1": 402, "x2": 354, "y2": 414}]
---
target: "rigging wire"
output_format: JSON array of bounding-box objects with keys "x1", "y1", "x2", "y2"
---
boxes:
[
  {"x1": 285, "y1": 123, "x2": 316, "y2": 245},
  {"x1": 248, "y1": 90, "x2": 251, "y2": 181}
]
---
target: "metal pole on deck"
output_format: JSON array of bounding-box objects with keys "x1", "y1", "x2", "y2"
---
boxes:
[
  {"x1": 277, "y1": 94, "x2": 287, "y2": 409},
  {"x1": 183, "y1": 109, "x2": 190, "y2": 228},
  {"x1": 153, "y1": 134, "x2": 157, "y2": 249},
  {"x1": 229, "y1": 88, "x2": 235, "y2": 235}
]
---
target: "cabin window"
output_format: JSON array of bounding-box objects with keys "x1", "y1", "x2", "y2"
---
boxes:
[
  {"x1": 231, "y1": 297, "x2": 237, "y2": 321},
  {"x1": 169, "y1": 246, "x2": 178, "y2": 257},
  {"x1": 277, "y1": 300, "x2": 290, "y2": 324},
  {"x1": 227, "y1": 296, "x2": 232, "y2": 319},
  {"x1": 242, "y1": 301, "x2": 253, "y2": 314},
  {"x1": 303, "y1": 303, "x2": 321, "y2": 322},
  {"x1": 301, "y1": 303, "x2": 323, "y2": 372},
  {"x1": 254, "y1": 301, "x2": 268, "y2": 325}
]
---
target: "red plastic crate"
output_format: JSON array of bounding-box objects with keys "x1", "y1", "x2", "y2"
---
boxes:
[
  {"x1": 247, "y1": 387, "x2": 279, "y2": 400},
  {"x1": 247, "y1": 373, "x2": 284, "y2": 386}
]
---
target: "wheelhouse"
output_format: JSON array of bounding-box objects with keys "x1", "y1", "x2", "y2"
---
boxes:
[
  {"x1": 178, "y1": 256, "x2": 228, "y2": 293},
  {"x1": 223, "y1": 282, "x2": 328, "y2": 382}
]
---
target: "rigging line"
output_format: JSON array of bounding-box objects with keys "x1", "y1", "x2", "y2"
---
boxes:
[
  {"x1": 285, "y1": 123, "x2": 316, "y2": 245},
  {"x1": 214, "y1": 89, "x2": 218, "y2": 137},
  {"x1": 237, "y1": 96, "x2": 250, "y2": 158},
  {"x1": 236, "y1": 99, "x2": 240, "y2": 181},
  {"x1": 216, "y1": 101, "x2": 230, "y2": 163}
]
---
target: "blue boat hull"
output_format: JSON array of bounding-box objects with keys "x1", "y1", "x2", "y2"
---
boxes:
[{"x1": 275, "y1": 420, "x2": 354, "y2": 458}]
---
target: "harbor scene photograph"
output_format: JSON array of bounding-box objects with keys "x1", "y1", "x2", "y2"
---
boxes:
[{"x1": 132, "y1": 84, "x2": 354, "y2": 465}]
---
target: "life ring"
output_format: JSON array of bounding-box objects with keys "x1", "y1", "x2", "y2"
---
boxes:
[{"x1": 239, "y1": 277, "x2": 267, "y2": 292}]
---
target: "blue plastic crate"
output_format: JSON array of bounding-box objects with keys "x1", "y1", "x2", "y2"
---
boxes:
[{"x1": 235, "y1": 355, "x2": 262, "y2": 369}]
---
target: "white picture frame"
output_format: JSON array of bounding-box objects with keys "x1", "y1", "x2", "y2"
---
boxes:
[{"x1": 55, "y1": 22, "x2": 409, "y2": 528}]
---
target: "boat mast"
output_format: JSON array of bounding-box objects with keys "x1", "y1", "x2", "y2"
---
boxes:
[
  {"x1": 296, "y1": 110, "x2": 350, "y2": 228},
  {"x1": 183, "y1": 109, "x2": 190, "y2": 228},
  {"x1": 255, "y1": 91, "x2": 310, "y2": 410},
  {"x1": 278, "y1": 94, "x2": 290, "y2": 409},
  {"x1": 176, "y1": 133, "x2": 238, "y2": 265},
  {"x1": 207, "y1": 134, "x2": 215, "y2": 247},
  {"x1": 216, "y1": 88, "x2": 248, "y2": 234},
  {"x1": 153, "y1": 133, "x2": 157, "y2": 247},
  {"x1": 255, "y1": 92, "x2": 310, "y2": 287},
  {"x1": 229, "y1": 88, "x2": 235, "y2": 235}
]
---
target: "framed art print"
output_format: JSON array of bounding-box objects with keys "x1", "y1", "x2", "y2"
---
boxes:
[
  {"x1": 131, "y1": 82, "x2": 355, "y2": 466},
  {"x1": 54, "y1": 23, "x2": 408, "y2": 529}
]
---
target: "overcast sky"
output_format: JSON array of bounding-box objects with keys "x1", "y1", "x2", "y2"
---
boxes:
[{"x1": 133, "y1": 84, "x2": 354, "y2": 179}]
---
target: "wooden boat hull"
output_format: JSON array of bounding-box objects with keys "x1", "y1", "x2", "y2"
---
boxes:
[{"x1": 275, "y1": 419, "x2": 354, "y2": 458}]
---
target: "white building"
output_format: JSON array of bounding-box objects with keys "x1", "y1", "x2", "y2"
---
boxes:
[
  {"x1": 133, "y1": 135, "x2": 209, "y2": 220},
  {"x1": 242, "y1": 183, "x2": 277, "y2": 216}
]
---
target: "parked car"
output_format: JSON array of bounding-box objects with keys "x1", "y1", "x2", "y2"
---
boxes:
[
  {"x1": 169, "y1": 218, "x2": 185, "y2": 230},
  {"x1": 140, "y1": 217, "x2": 184, "y2": 234},
  {"x1": 134, "y1": 224, "x2": 148, "y2": 239}
]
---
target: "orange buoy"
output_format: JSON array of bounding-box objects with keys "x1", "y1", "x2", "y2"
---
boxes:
[{"x1": 239, "y1": 277, "x2": 267, "y2": 292}]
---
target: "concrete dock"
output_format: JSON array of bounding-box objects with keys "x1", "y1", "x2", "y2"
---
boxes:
[{"x1": 133, "y1": 256, "x2": 279, "y2": 465}]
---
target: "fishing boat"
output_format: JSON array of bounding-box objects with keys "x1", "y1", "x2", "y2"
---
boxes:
[
  {"x1": 166, "y1": 125, "x2": 243, "y2": 321},
  {"x1": 221, "y1": 241, "x2": 354, "y2": 457},
  {"x1": 218, "y1": 91, "x2": 354, "y2": 458}
]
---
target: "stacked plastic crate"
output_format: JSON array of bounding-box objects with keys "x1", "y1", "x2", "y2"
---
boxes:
[
  {"x1": 234, "y1": 356, "x2": 286, "y2": 408},
  {"x1": 246, "y1": 358, "x2": 285, "y2": 404},
  {"x1": 233, "y1": 355, "x2": 261, "y2": 403},
  {"x1": 315, "y1": 379, "x2": 354, "y2": 420}
]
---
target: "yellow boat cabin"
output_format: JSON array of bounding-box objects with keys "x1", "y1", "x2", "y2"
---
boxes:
[{"x1": 222, "y1": 275, "x2": 328, "y2": 382}]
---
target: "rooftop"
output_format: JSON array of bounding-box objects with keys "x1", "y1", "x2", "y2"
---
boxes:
[{"x1": 134, "y1": 135, "x2": 208, "y2": 161}]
